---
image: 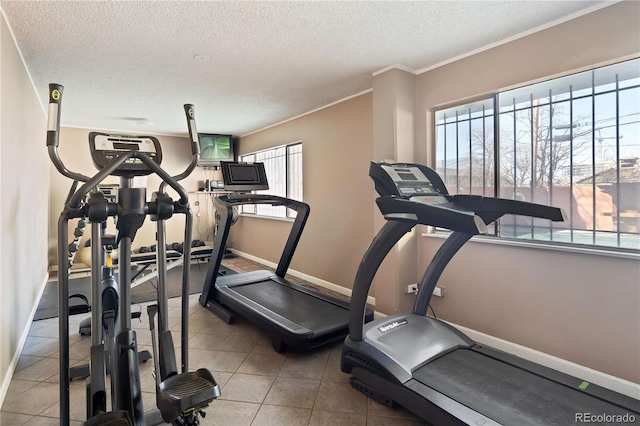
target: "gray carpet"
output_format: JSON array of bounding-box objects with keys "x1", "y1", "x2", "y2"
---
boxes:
[{"x1": 35, "y1": 263, "x2": 219, "y2": 321}]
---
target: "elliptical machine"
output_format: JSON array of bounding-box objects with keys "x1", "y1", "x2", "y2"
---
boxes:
[{"x1": 48, "y1": 83, "x2": 220, "y2": 425}]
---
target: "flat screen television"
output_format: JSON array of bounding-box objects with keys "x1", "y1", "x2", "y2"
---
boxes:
[
  {"x1": 220, "y1": 161, "x2": 269, "y2": 192},
  {"x1": 197, "y1": 133, "x2": 235, "y2": 167}
]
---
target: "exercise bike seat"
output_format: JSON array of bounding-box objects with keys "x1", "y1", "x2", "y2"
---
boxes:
[{"x1": 156, "y1": 368, "x2": 220, "y2": 423}]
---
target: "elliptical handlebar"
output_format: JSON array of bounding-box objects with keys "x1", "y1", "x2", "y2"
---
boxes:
[
  {"x1": 46, "y1": 83, "x2": 92, "y2": 183},
  {"x1": 157, "y1": 104, "x2": 200, "y2": 194},
  {"x1": 65, "y1": 151, "x2": 191, "y2": 208},
  {"x1": 47, "y1": 83, "x2": 192, "y2": 207},
  {"x1": 184, "y1": 103, "x2": 201, "y2": 159}
]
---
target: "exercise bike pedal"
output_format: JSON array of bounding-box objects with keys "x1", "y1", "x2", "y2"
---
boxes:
[{"x1": 156, "y1": 368, "x2": 220, "y2": 423}]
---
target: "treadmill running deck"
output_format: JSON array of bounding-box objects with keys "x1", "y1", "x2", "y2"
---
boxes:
[
  {"x1": 232, "y1": 279, "x2": 351, "y2": 335},
  {"x1": 413, "y1": 349, "x2": 638, "y2": 426}
]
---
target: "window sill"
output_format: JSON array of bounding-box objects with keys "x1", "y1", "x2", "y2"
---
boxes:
[{"x1": 422, "y1": 231, "x2": 640, "y2": 260}]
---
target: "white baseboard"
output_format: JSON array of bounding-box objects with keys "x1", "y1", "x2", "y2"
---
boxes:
[
  {"x1": 229, "y1": 249, "x2": 376, "y2": 307},
  {"x1": 0, "y1": 273, "x2": 49, "y2": 408}
]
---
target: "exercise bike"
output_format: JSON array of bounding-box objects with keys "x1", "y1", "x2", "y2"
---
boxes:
[{"x1": 48, "y1": 83, "x2": 220, "y2": 425}]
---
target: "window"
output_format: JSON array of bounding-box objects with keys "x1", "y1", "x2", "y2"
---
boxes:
[
  {"x1": 239, "y1": 142, "x2": 303, "y2": 219},
  {"x1": 435, "y1": 59, "x2": 640, "y2": 251}
]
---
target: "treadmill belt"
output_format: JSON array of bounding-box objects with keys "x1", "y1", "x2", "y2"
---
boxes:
[
  {"x1": 414, "y1": 349, "x2": 635, "y2": 426},
  {"x1": 231, "y1": 280, "x2": 349, "y2": 335}
]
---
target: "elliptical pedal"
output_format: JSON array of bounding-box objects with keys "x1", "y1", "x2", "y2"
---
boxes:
[
  {"x1": 147, "y1": 304, "x2": 220, "y2": 424},
  {"x1": 157, "y1": 368, "x2": 220, "y2": 423},
  {"x1": 160, "y1": 369, "x2": 219, "y2": 402}
]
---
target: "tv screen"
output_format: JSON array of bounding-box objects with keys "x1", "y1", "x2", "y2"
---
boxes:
[
  {"x1": 220, "y1": 161, "x2": 269, "y2": 192},
  {"x1": 197, "y1": 134, "x2": 235, "y2": 167}
]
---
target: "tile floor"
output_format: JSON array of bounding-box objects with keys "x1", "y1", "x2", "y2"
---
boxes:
[{"x1": 0, "y1": 257, "x2": 427, "y2": 425}]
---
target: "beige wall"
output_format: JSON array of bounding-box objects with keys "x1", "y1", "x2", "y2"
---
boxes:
[
  {"x1": 48, "y1": 127, "x2": 215, "y2": 267},
  {"x1": 371, "y1": 69, "x2": 421, "y2": 314},
  {"x1": 416, "y1": 1, "x2": 640, "y2": 166},
  {"x1": 0, "y1": 14, "x2": 49, "y2": 403},
  {"x1": 403, "y1": 2, "x2": 639, "y2": 382},
  {"x1": 231, "y1": 93, "x2": 374, "y2": 290}
]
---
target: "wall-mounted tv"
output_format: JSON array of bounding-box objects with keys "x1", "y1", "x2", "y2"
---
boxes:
[{"x1": 197, "y1": 133, "x2": 235, "y2": 167}]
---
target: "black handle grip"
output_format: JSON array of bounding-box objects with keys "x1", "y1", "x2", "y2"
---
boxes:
[
  {"x1": 47, "y1": 83, "x2": 64, "y2": 147},
  {"x1": 46, "y1": 83, "x2": 91, "y2": 182},
  {"x1": 161, "y1": 103, "x2": 201, "y2": 185},
  {"x1": 183, "y1": 104, "x2": 200, "y2": 157}
]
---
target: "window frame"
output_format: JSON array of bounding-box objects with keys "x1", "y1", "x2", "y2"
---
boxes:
[
  {"x1": 434, "y1": 58, "x2": 640, "y2": 255},
  {"x1": 238, "y1": 141, "x2": 303, "y2": 220}
]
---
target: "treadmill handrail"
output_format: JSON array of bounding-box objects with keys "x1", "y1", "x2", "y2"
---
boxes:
[
  {"x1": 219, "y1": 193, "x2": 306, "y2": 209},
  {"x1": 349, "y1": 220, "x2": 416, "y2": 341},
  {"x1": 200, "y1": 193, "x2": 310, "y2": 307},
  {"x1": 215, "y1": 193, "x2": 310, "y2": 277},
  {"x1": 410, "y1": 197, "x2": 564, "y2": 315},
  {"x1": 376, "y1": 195, "x2": 566, "y2": 234},
  {"x1": 452, "y1": 194, "x2": 567, "y2": 223},
  {"x1": 376, "y1": 196, "x2": 488, "y2": 235},
  {"x1": 413, "y1": 231, "x2": 474, "y2": 316}
]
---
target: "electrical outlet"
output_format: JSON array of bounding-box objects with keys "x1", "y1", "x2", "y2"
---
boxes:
[
  {"x1": 433, "y1": 286, "x2": 446, "y2": 297},
  {"x1": 406, "y1": 283, "x2": 419, "y2": 294}
]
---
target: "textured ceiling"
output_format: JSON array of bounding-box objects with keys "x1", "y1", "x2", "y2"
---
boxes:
[{"x1": 1, "y1": 1, "x2": 612, "y2": 136}]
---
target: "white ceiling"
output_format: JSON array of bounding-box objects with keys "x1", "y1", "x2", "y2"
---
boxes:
[{"x1": 1, "y1": 0, "x2": 612, "y2": 137}]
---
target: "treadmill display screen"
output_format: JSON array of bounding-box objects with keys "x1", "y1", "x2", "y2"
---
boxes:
[
  {"x1": 381, "y1": 165, "x2": 440, "y2": 196},
  {"x1": 220, "y1": 161, "x2": 269, "y2": 192},
  {"x1": 397, "y1": 172, "x2": 418, "y2": 181},
  {"x1": 230, "y1": 164, "x2": 259, "y2": 182}
]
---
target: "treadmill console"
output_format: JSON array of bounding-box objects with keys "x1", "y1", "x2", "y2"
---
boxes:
[
  {"x1": 369, "y1": 161, "x2": 566, "y2": 233},
  {"x1": 220, "y1": 161, "x2": 269, "y2": 192},
  {"x1": 369, "y1": 162, "x2": 450, "y2": 205},
  {"x1": 89, "y1": 132, "x2": 162, "y2": 177}
]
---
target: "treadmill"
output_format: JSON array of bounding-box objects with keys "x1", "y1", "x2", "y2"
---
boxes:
[
  {"x1": 342, "y1": 161, "x2": 640, "y2": 425},
  {"x1": 200, "y1": 161, "x2": 373, "y2": 352}
]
